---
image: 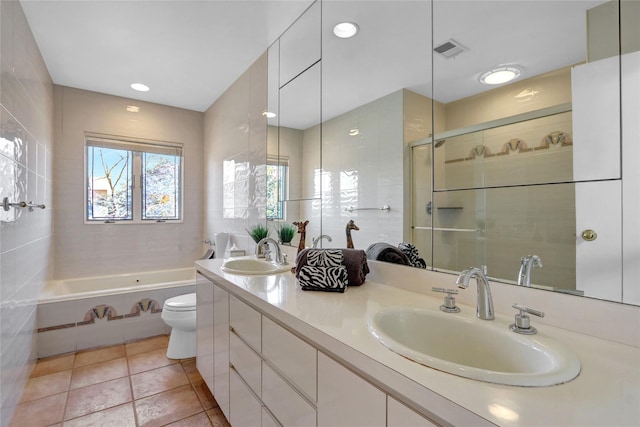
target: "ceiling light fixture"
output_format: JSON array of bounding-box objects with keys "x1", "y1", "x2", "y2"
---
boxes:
[
  {"x1": 262, "y1": 111, "x2": 276, "y2": 118},
  {"x1": 333, "y1": 22, "x2": 359, "y2": 39},
  {"x1": 130, "y1": 83, "x2": 150, "y2": 92},
  {"x1": 479, "y1": 66, "x2": 522, "y2": 85}
]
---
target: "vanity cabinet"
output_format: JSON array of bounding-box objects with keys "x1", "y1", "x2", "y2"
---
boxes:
[
  {"x1": 197, "y1": 271, "x2": 439, "y2": 427},
  {"x1": 388, "y1": 397, "x2": 438, "y2": 427},
  {"x1": 196, "y1": 273, "x2": 230, "y2": 419},
  {"x1": 195, "y1": 274, "x2": 214, "y2": 392},
  {"x1": 318, "y1": 352, "x2": 386, "y2": 427}
]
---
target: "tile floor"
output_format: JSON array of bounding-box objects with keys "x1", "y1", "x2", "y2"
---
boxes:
[{"x1": 9, "y1": 335, "x2": 231, "y2": 427}]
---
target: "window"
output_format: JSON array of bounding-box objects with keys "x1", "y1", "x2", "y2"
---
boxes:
[
  {"x1": 86, "y1": 134, "x2": 183, "y2": 223},
  {"x1": 266, "y1": 156, "x2": 288, "y2": 220}
]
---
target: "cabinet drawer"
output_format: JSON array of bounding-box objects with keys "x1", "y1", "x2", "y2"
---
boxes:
[
  {"x1": 262, "y1": 361, "x2": 316, "y2": 427},
  {"x1": 318, "y1": 352, "x2": 385, "y2": 427},
  {"x1": 230, "y1": 368, "x2": 262, "y2": 427},
  {"x1": 262, "y1": 316, "x2": 317, "y2": 401},
  {"x1": 262, "y1": 408, "x2": 281, "y2": 427},
  {"x1": 388, "y1": 396, "x2": 438, "y2": 427},
  {"x1": 230, "y1": 295, "x2": 261, "y2": 352},
  {"x1": 230, "y1": 331, "x2": 261, "y2": 397}
]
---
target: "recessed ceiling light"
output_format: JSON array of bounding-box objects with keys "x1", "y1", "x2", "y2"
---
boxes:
[
  {"x1": 479, "y1": 66, "x2": 522, "y2": 85},
  {"x1": 262, "y1": 111, "x2": 276, "y2": 118},
  {"x1": 333, "y1": 22, "x2": 359, "y2": 39},
  {"x1": 126, "y1": 105, "x2": 140, "y2": 113},
  {"x1": 130, "y1": 83, "x2": 150, "y2": 92}
]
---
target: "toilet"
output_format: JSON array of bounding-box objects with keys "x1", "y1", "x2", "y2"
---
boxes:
[{"x1": 161, "y1": 293, "x2": 197, "y2": 359}]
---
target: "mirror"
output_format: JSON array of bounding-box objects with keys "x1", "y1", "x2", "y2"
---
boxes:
[{"x1": 270, "y1": 0, "x2": 638, "y2": 305}]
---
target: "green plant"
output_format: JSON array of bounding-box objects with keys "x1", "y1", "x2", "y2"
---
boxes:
[
  {"x1": 246, "y1": 223, "x2": 270, "y2": 243},
  {"x1": 277, "y1": 223, "x2": 296, "y2": 244}
]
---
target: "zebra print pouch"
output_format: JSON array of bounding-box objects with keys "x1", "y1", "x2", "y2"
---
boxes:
[
  {"x1": 306, "y1": 249, "x2": 344, "y2": 267},
  {"x1": 298, "y1": 265, "x2": 348, "y2": 292}
]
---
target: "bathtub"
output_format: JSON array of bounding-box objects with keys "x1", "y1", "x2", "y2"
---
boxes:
[{"x1": 37, "y1": 268, "x2": 197, "y2": 358}]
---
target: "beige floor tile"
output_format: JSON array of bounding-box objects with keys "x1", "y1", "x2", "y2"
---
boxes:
[
  {"x1": 70, "y1": 357, "x2": 128, "y2": 390},
  {"x1": 125, "y1": 335, "x2": 169, "y2": 357},
  {"x1": 130, "y1": 363, "x2": 190, "y2": 400},
  {"x1": 62, "y1": 402, "x2": 136, "y2": 427},
  {"x1": 9, "y1": 392, "x2": 67, "y2": 427},
  {"x1": 30, "y1": 353, "x2": 75, "y2": 378},
  {"x1": 193, "y1": 380, "x2": 217, "y2": 410},
  {"x1": 64, "y1": 377, "x2": 132, "y2": 420},
  {"x1": 206, "y1": 407, "x2": 231, "y2": 427},
  {"x1": 127, "y1": 347, "x2": 176, "y2": 375},
  {"x1": 164, "y1": 411, "x2": 213, "y2": 427},
  {"x1": 74, "y1": 344, "x2": 126, "y2": 368},
  {"x1": 180, "y1": 359, "x2": 201, "y2": 384},
  {"x1": 134, "y1": 384, "x2": 203, "y2": 427},
  {"x1": 20, "y1": 370, "x2": 71, "y2": 403}
]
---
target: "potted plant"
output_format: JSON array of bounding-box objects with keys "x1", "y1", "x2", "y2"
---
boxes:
[
  {"x1": 277, "y1": 222, "x2": 296, "y2": 245},
  {"x1": 246, "y1": 223, "x2": 270, "y2": 244}
]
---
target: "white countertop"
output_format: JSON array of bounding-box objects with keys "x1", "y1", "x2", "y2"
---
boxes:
[{"x1": 196, "y1": 257, "x2": 640, "y2": 427}]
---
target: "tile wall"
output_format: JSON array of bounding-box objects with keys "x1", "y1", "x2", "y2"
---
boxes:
[
  {"x1": 0, "y1": 1, "x2": 54, "y2": 426},
  {"x1": 203, "y1": 53, "x2": 268, "y2": 254},
  {"x1": 53, "y1": 86, "x2": 204, "y2": 279}
]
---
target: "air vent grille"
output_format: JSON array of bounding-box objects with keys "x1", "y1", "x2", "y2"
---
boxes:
[{"x1": 433, "y1": 39, "x2": 467, "y2": 59}]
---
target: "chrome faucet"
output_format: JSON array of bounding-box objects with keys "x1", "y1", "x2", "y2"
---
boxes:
[
  {"x1": 256, "y1": 237, "x2": 287, "y2": 264},
  {"x1": 312, "y1": 234, "x2": 333, "y2": 248},
  {"x1": 517, "y1": 255, "x2": 542, "y2": 287},
  {"x1": 456, "y1": 265, "x2": 494, "y2": 320}
]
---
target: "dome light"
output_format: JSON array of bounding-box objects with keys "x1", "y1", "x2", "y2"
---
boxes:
[{"x1": 479, "y1": 66, "x2": 522, "y2": 85}]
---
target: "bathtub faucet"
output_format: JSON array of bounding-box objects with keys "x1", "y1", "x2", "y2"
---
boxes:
[{"x1": 256, "y1": 237, "x2": 287, "y2": 265}]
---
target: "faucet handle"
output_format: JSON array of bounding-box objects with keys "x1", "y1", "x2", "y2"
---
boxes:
[
  {"x1": 431, "y1": 287, "x2": 460, "y2": 313},
  {"x1": 509, "y1": 304, "x2": 545, "y2": 335}
]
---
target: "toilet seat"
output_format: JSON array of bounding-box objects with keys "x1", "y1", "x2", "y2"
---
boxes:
[{"x1": 163, "y1": 293, "x2": 196, "y2": 312}]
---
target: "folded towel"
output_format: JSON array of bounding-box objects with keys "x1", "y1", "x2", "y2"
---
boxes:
[
  {"x1": 298, "y1": 265, "x2": 348, "y2": 292},
  {"x1": 296, "y1": 248, "x2": 369, "y2": 286},
  {"x1": 398, "y1": 242, "x2": 427, "y2": 269},
  {"x1": 365, "y1": 242, "x2": 410, "y2": 266}
]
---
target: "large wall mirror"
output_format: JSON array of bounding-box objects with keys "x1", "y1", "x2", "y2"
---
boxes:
[{"x1": 269, "y1": 0, "x2": 639, "y2": 306}]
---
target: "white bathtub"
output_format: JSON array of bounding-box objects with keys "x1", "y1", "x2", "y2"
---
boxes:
[
  {"x1": 37, "y1": 267, "x2": 197, "y2": 358},
  {"x1": 40, "y1": 267, "x2": 196, "y2": 303}
]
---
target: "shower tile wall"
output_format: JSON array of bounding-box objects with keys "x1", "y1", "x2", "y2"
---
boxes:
[{"x1": 0, "y1": 2, "x2": 54, "y2": 426}]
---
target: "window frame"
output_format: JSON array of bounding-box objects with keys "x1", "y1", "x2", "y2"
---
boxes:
[
  {"x1": 84, "y1": 133, "x2": 184, "y2": 225},
  {"x1": 266, "y1": 155, "x2": 289, "y2": 221}
]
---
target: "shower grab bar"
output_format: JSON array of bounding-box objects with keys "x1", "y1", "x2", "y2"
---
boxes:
[
  {"x1": 3, "y1": 197, "x2": 46, "y2": 211},
  {"x1": 344, "y1": 205, "x2": 391, "y2": 213}
]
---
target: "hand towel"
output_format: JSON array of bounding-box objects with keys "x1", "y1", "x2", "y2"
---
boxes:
[
  {"x1": 295, "y1": 248, "x2": 369, "y2": 286},
  {"x1": 365, "y1": 242, "x2": 410, "y2": 266}
]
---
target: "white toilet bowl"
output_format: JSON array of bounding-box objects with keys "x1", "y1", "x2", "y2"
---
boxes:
[{"x1": 161, "y1": 293, "x2": 197, "y2": 359}]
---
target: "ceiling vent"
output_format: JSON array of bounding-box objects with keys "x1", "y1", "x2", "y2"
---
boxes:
[{"x1": 433, "y1": 39, "x2": 467, "y2": 59}]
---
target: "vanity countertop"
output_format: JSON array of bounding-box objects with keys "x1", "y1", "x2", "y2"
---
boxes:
[{"x1": 196, "y1": 258, "x2": 640, "y2": 427}]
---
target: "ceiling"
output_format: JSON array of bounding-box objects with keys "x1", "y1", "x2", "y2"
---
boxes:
[
  {"x1": 21, "y1": 0, "x2": 605, "y2": 118},
  {"x1": 20, "y1": 0, "x2": 314, "y2": 112}
]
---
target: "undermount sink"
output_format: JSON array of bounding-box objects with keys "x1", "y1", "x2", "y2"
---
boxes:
[
  {"x1": 220, "y1": 258, "x2": 291, "y2": 275},
  {"x1": 368, "y1": 307, "x2": 581, "y2": 387}
]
